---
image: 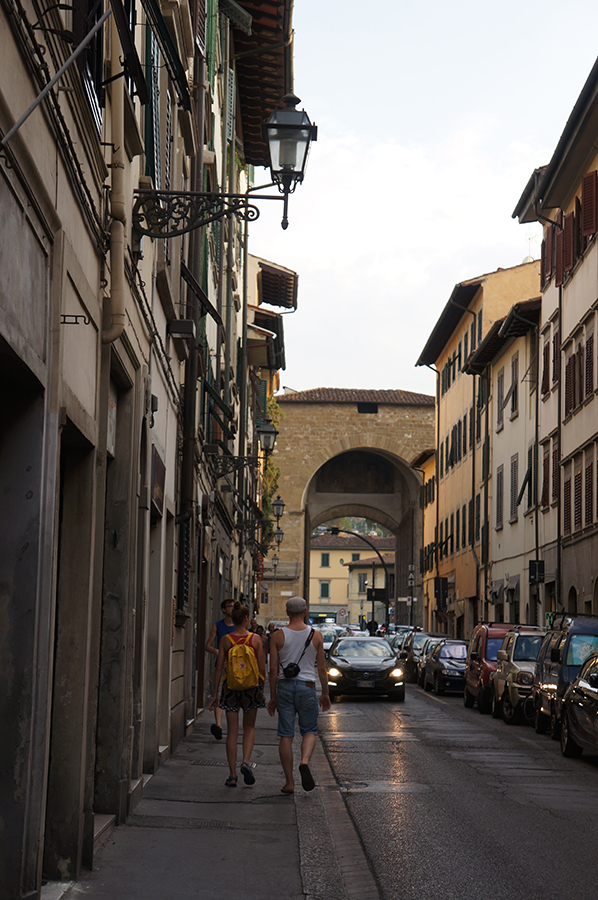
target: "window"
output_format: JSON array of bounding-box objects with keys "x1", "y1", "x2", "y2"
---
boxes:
[
  {"x1": 440, "y1": 442, "x2": 444, "y2": 479},
  {"x1": 565, "y1": 352, "x2": 576, "y2": 417},
  {"x1": 468, "y1": 499, "x2": 474, "y2": 544},
  {"x1": 471, "y1": 320, "x2": 476, "y2": 352},
  {"x1": 582, "y1": 170, "x2": 598, "y2": 237},
  {"x1": 526, "y1": 445, "x2": 536, "y2": 509},
  {"x1": 351, "y1": 553, "x2": 360, "y2": 562},
  {"x1": 497, "y1": 369, "x2": 504, "y2": 430},
  {"x1": 585, "y1": 462, "x2": 594, "y2": 527},
  {"x1": 469, "y1": 406, "x2": 474, "y2": 450},
  {"x1": 541, "y1": 446, "x2": 550, "y2": 508},
  {"x1": 321, "y1": 552, "x2": 330, "y2": 568},
  {"x1": 563, "y1": 477, "x2": 571, "y2": 535},
  {"x1": 357, "y1": 573, "x2": 367, "y2": 593},
  {"x1": 510, "y1": 353, "x2": 519, "y2": 417},
  {"x1": 574, "y1": 469, "x2": 583, "y2": 531},
  {"x1": 478, "y1": 309, "x2": 483, "y2": 345},
  {"x1": 510, "y1": 454, "x2": 519, "y2": 522},
  {"x1": 463, "y1": 411, "x2": 468, "y2": 455},
  {"x1": 552, "y1": 442, "x2": 559, "y2": 503},
  {"x1": 464, "y1": 331, "x2": 469, "y2": 362},
  {"x1": 475, "y1": 494, "x2": 481, "y2": 542},
  {"x1": 496, "y1": 465, "x2": 504, "y2": 529},
  {"x1": 541, "y1": 342, "x2": 550, "y2": 395},
  {"x1": 450, "y1": 513, "x2": 454, "y2": 555},
  {"x1": 320, "y1": 581, "x2": 330, "y2": 599},
  {"x1": 74, "y1": 0, "x2": 105, "y2": 131},
  {"x1": 456, "y1": 508, "x2": 460, "y2": 550},
  {"x1": 439, "y1": 521, "x2": 444, "y2": 560},
  {"x1": 586, "y1": 334, "x2": 594, "y2": 397},
  {"x1": 357, "y1": 402, "x2": 378, "y2": 414},
  {"x1": 552, "y1": 330, "x2": 560, "y2": 383},
  {"x1": 462, "y1": 504, "x2": 467, "y2": 547}
]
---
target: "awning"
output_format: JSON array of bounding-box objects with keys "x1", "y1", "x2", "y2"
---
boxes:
[
  {"x1": 251, "y1": 305, "x2": 285, "y2": 370},
  {"x1": 139, "y1": 0, "x2": 191, "y2": 111},
  {"x1": 506, "y1": 575, "x2": 520, "y2": 592},
  {"x1": 257, "y1": 260, "x2": 298, "y2": 309},
  {"x1": 247, "y1": 323, "x2": 275, "y2": 367}
]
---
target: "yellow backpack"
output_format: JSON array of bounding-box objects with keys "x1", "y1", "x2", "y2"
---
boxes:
[{"x1": 226, "y1": 634, "x2": 260, "y2": 690}]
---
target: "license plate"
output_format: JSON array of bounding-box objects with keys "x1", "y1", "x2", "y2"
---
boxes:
[{"x1": 357, "y1": 680, "x2": 374, "y2": 688}]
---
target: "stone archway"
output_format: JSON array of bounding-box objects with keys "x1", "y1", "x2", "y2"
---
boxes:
[{"x1": 263, "y1": 389, "x2": 435, "y2": 625}]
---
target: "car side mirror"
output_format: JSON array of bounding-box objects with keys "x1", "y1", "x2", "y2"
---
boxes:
[
  {"x1": 550, "y1": 647, "x2": 561, "y2": 663},
  {"x1": 470, "y1": 651, "x2": 479, "y2": 662},
  {"x1": 497, "y1": 650, "x2": 508, "y2": 662}
]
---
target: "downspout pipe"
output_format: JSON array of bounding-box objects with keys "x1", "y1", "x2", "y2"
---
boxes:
[{"x1": 103, "y1": 23, "x2": 126, "y2": 345}]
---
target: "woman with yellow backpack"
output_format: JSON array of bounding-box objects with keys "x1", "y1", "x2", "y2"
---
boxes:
[{"x1": 209, "y1": 601, "x2": 266, "y2": 786}]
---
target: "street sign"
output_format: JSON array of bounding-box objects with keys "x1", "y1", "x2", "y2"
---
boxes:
[
  {"x1": 338, "y1": 607, "x2": 347, "y2": 617},
  {"x1": 259, "y1": 582, "x2": 269, "y2": 592}
]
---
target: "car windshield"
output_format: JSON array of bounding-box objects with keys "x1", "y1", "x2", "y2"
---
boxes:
[
  {"x1": 486, "y1": 638, "x2": 503, "y2": 661},
  {"x1": 440, "y1": 644, "x2": 467, "y2": 659},
  {"x1": 513, "y1": 635, "x2": 543, "y2": 661},
  {"x1": 566, "y1": 634, "x2": 598, "y2": 666},
  {"x1": 413, "y1": 634, "x2": 431, "y2": 651},
  {"x1": 333, "y1": 640, "x2": 393, "y2": 658},
  {"x1": 319, "y1": 631, "x2": 338, "y2": 643}
]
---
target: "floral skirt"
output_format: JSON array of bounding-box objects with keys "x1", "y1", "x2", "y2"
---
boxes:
[{"x1": 219, "y1": 681, "x2": 266, "y2": 712}]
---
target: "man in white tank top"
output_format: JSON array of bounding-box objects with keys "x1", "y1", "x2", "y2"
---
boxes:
[{"x1": 267, "y1": 596, "x2": 330, "y2": 793}]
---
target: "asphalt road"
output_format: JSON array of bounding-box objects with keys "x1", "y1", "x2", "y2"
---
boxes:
[{"x1": 318, "y1": 683, "x2": 598, "y2": 900}]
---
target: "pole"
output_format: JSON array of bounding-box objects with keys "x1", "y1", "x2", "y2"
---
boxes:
[{"x1": 327, "y1": 528, "x2": 391, "y2": 628}]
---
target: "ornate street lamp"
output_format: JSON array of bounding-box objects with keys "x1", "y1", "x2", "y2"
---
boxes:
[
  {"x1": 262, "y1": 93, "x2": 317, "y2": 229},
  {"x1": 272, "y1": 495, "x2": 285, "y2": 521},
  {"x1": 257, "y1": 419, "x2": 278, "y2": 455},
  {"x1": 132, "y1": 94, "x2": 316, "y2": 238},
  {"x1": 274, "y1": 526, "x2": 284, "y2": 548}
]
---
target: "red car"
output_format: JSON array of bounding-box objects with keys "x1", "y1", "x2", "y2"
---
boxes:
[{"x1": 463, "y1": 623, "x2": 515, "y2": 713}]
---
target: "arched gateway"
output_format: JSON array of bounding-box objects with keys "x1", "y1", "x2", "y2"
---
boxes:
[{"x1": 263, "y1": 388, "x2": 435, "y2": 626}]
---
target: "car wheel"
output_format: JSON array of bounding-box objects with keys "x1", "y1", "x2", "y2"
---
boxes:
[
  {"x1": 418, "y1": 670, "x2": 425, "y2": 688},
  {"x1": 549, "y1": 706, "x2": 561, "y2": 741},
  {"x1": 463, "y1": 685, "x2": 475, "y2": 708},
  {"x1": 534, "y1": 704, "x2": 549, "y2": 734},
  {"x1": 424, "y1": 675, "x2": 433, "y2": 692},
  {"x1": 434, "y1": 674, "x2": 444, "y2": 696},
  {"x1": 491, "y1": 689, "x2": 502, "y2": 719},
  {"x1": 502, "y1": 690, "x2": 520, "y2": 725},
  {"x1": 477, "y1": 684, "x2": 490, "y2": 714},
  {"x1": 560, "y1": 711, "x2": 583, "y2": 758},
  {"x1": 390, "y1": 688, "x2": 405, "y2": 702}
]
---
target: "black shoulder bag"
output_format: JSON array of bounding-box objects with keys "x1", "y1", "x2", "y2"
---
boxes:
[{"x1": 282, "y1": 628, "x2": 315, "y2": 679}]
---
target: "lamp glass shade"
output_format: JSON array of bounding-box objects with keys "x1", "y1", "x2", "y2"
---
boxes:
[
  {"x1": 258, "y1": 419, "x2": 278, "y2": 453},
  {"x1": 262, "y1": 94, "x2": 316, "y2": 188},
  {"x1": 274, "y1": 527, "x2": 284, "y2": 546},
  {"x1": 272, "y1": 495, "x2": 285, "y2": 519}
]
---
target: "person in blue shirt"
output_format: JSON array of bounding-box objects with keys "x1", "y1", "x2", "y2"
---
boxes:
[{"x1": 205, "y1": 598, "x2": 235, "y2": 739}]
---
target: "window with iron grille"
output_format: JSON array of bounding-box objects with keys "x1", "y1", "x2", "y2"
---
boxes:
[
  {"x1": 564, "y1": 477, "x2": 571, "y2": 535},
  {"x1": 552, "y1": 442, "x2": 559, "y2": 502},
  {"x1": 585, "y1": 462, "x2": 594, "y2": 527},
  {"x1": 510, "y1": 454, "x2": 519, "y2": 522},
  {"x1": 574, "y1": 470, "x2": 583, "y2": 531},
  {"x1": 552, "y1": 330, "x2": 560, "y2": 383},
  {"x1": 497, "y1": 368, "x2": 504, "y2": 430},
  {"x1": 541, "y1": 343, "x2": 550, "y2": 395},
  {"x1": 496, "y1": 465, "x2": 504, "y2": 529},
  {"x1": 586, "y1": 334, "x2": 594, "y2": 397}
]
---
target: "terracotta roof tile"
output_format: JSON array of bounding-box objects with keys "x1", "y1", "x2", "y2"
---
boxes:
[{"x1": 278, "y1": 388, "x2": 434, "y2": 405}]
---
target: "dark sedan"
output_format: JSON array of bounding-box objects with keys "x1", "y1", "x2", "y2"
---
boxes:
[
  {"x1": 560, "y1": 652, "x2": 598, "y2": 758},
  {"x1": 327, "y1": 636, "x2": 405, "y2": 701},
  {"x1": 423, "y1": 640, "x2": 468, "y2": 695}
]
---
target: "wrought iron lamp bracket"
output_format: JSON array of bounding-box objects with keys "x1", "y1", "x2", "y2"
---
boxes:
[
  {"x1": 208, "y1": 454, "x2": 260, "y2": 478},
  {"x1": 132, "y1": 190, "x2": 283, "y2": 239}
]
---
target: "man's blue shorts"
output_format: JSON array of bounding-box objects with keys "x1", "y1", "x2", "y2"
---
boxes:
[{"x1": 276, "y1": 679, "x2": 319, "y2": 737}]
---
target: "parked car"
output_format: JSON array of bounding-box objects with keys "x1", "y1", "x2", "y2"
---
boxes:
[
  {"x1": 423, "y1": 639, "x2": 468, "y2": 695},
  {"x1": 464, "y1": 622, "x2": 515, "y2": 713},
  {"x1": 417, "y1": 637, "x2": 444, "y2": 687},
  {"x1": 532, "y1": 615, "x2": 598, "y2": 737},
  {"x1": 316, "y1": 627, "x2": 343, "y2": 654},
  {"x1": 401, "y1": 630, "x2": 445, "y2": 683},
  {"x1": 327, "y1": 635, "x2": 405, "y2": 701},
  {"x1": 560, "y1": 652, "x2": 598, "y2": 758},
  {"x1": 491, "y1": 626, "x2": 544, "y2": 724}
]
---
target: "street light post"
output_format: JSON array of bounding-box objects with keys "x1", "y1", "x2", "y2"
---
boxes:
[{"x1": 323, "y1": 527, "x2": 392, "y2": 628}]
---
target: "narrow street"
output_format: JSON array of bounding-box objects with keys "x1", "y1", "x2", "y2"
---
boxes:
[{"x1": 320, "y1": 684, "x2": 598, "y2": 900}]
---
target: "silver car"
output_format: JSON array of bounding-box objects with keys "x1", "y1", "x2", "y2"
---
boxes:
[{"x1": 492, "y1": 626, "x2": 544, "y2": 724}]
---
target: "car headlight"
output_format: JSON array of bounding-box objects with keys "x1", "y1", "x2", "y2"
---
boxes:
[
  {"x1": 515, "y1": 671, "x2": 533, "y2": 685},
  {"x1": 391, "y1": 668, "x2": 404, "y2": 678},
  {"x1": 328, "y1": 667, "x2": 341, "y2": 678}
]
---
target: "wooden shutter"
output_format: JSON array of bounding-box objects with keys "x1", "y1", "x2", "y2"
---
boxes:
[
  {"x1": 582, "y1": 170, "x2": 597, "y2": 237},
  {"x1": 540, "y1": 238, "x2": 546, "y2": 287},
  {"x1": 545, "y1": 225, "x2": 554, "y2": 279},
  {"x1": 510, "y1": 454, "x2": 518, "y2": 521},
  {"x1": 563, "y1": 477, "x2": 572, "y2": 535},
  {"x1": 497, "y1": 370, "x2": 504, "y2": 428},
  {"x1": 456, "y1": 508, "x2": 460, "y2": 550},
  {"x1": 586, "y1": 334, "x2": 594, "y2": 396},
  {"x1": 463, "y1": 411, "x2": 468, "y2": 455},
  {"x1": 552, "y1": 443, "x2": 559, "y2": 502},
  {"x1": 462, "y1": 504, "x2": 467, "y2": 546},
  {"x1": 555, "y1": 229, "x2": 564, "y2": 286},
  {"x1": 496, "y1": 465, "x2": 504, "y2": 528},
  {"x1": 468, "y1": 499, "x2": 473, "y2": 544},
  {"x1": 585, "y1": 462, "x2": 594, "y2": 526},
  {"x1": 565, "y1": 356, "x2": 575, "y2": 416},
  {"x1": 578, "y1": 344, "x2": 585, "y2": 405},
  {"x1": 541, "y1": 343, "x2": 550, "y2": 394},
  {"x1": 574, "y1": 470, "x2": 582, "y2": 530},
  {"x1": 552, "y1": 330, "x2": 560, "y2": 383},
  {"x1": 563, "y1": 213, "x2": 575, "y2": 272},
  {"x1": 541, "y1": 449, "x2": 550, "y2": 508}
]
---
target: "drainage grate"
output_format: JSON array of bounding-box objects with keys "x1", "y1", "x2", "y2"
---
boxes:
[{"x1": 190, "y1": 758, "x2": 229, "y2": 767}]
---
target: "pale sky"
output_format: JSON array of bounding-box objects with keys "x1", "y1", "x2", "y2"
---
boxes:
[{"x1": 248, "y1": 0, "x2": 598, "y2": 399}]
